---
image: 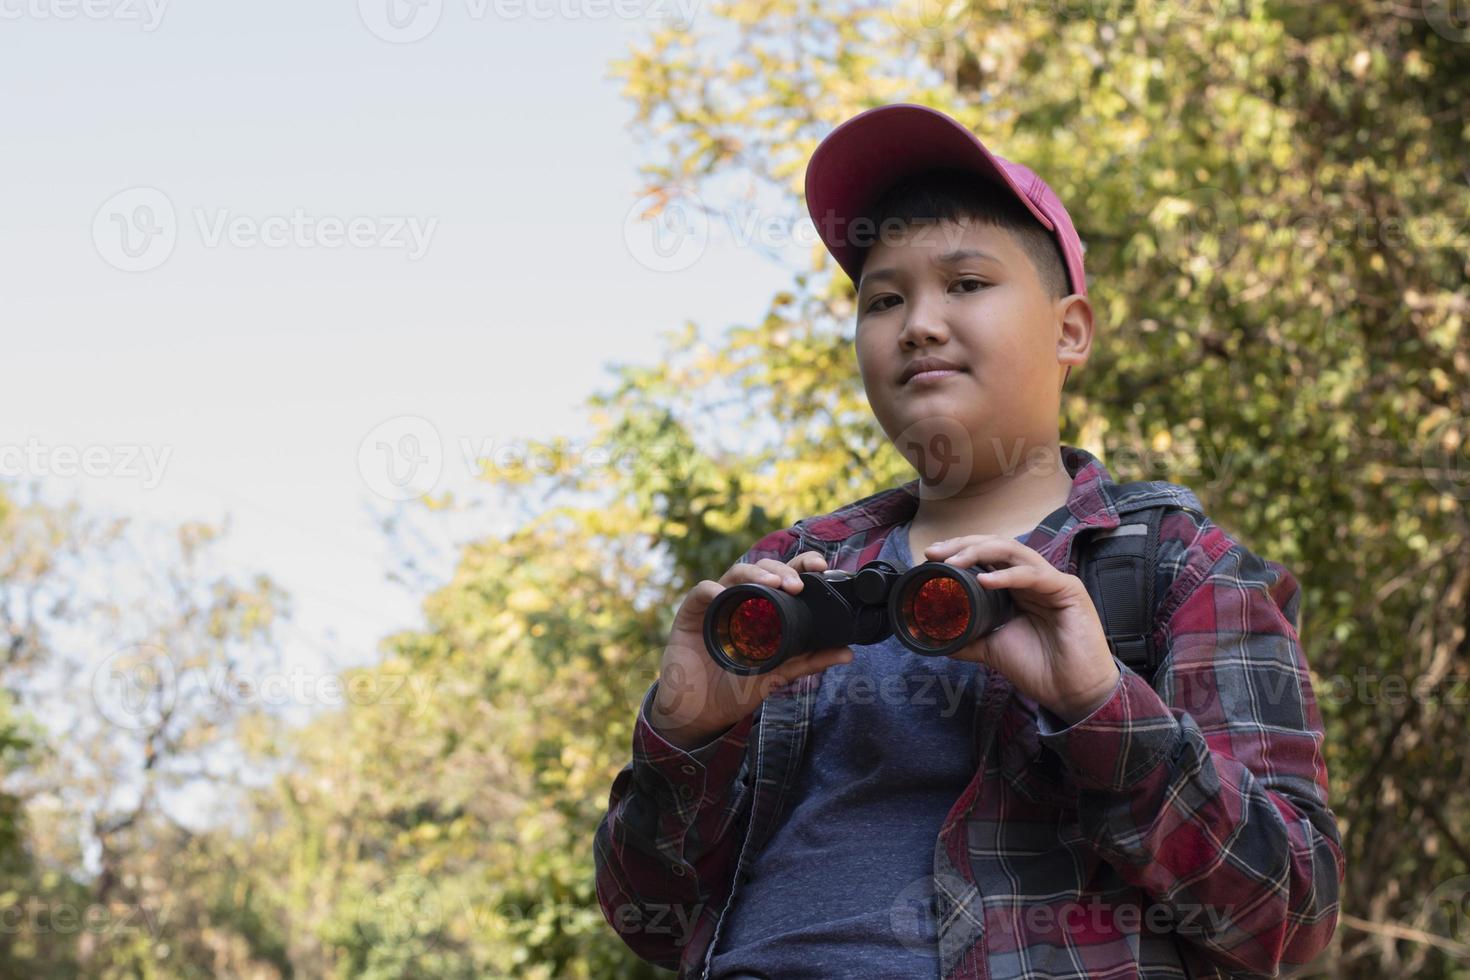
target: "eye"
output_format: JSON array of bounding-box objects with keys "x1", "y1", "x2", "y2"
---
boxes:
[
  {"x1": 954, "y1": 277, "x2": 988, "y2": 293},
  {"x1": 864, "y1": 294, "x2": 900, "y2": 314}
]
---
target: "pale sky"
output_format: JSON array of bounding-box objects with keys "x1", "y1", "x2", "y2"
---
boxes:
[{"x1": 3, "y1": 1, "x2": 803, "y2": 687}]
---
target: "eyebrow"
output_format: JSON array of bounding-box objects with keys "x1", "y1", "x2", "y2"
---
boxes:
[{"x1": 858, "y1": 248, "x2": 1000, "y2": 289}]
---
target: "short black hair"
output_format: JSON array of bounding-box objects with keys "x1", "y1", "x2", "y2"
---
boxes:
[{"x1": 853, "y1": 167, "x2": 1070, "y2": 300}]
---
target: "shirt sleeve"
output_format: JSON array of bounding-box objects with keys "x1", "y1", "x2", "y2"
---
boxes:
[
  {"x1": 1036, "y1": 539, "x2": 1345, "y2": 977},
  {"x1": 593, "y1": 527, "x2": 801, "y2": 970}
]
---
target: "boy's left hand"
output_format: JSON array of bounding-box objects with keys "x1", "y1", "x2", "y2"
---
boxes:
[{"x1": 923, "y1": 535, "x2": 1120, "y2": 726}]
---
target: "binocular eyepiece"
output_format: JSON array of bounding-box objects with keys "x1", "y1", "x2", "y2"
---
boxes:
[{"x1": 702, "y1": 558, "x2": 1014, "y2": 674}]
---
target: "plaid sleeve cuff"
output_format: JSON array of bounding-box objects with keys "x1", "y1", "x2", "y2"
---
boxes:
[
  {"x1": 631, "y1": 680, "x2": 757, "y2": 814},
  {"x1": 1036, "y1": 663, "x2": 1181, "y2": 792}
]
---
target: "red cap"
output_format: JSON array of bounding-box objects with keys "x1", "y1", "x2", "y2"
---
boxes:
[{"x1": 805, "y1": 103, "x2": 1087, "y2": 298}]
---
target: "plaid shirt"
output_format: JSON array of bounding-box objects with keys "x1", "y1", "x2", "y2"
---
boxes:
[{"x1": 595, "y1": 445, "x2": 1344, "y2": 979}]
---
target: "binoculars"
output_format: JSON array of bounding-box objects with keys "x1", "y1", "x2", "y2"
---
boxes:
[{"x1": 702, "y1": 559, "x2": 1015, "y2": 674}]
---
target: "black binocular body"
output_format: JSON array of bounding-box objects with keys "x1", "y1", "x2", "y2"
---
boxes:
[{"x1": 702, "y1": 558, "x2": 1015, "y2": 674}]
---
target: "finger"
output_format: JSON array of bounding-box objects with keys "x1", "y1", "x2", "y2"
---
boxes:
[
  {"x1": 788, "y1": 551, "x2": 828, "y2": 571},
  {"x1": 767, "y1": 645, "x2": 853, "y2": 687},
  {"x1": 719, "y1": 562, "x2": 787, "y2": 588},
  {"x1": 927, "y1": 536, "x2": 1038, "y2": 564},
  {"x1": 686, "y1": 579, "x2": 723, "y2": 605},
  {"x1": 973, "y1": 563, "x2": 1074, "y2": 600},
  {"x1": 753, "y1": 558, "x2": 804, "y2": 590},
  {"x1": 972, "y1": 565, "x2": 1044, "y2": 591},
  {"x1": 950, "y1": 633, "x2": 993, "y2": 667},
  {"x1": 923, "y1": 534, "x2": 996, "y2": 558},
  {"x1": 942, "y1": 539, "x2": 1044, "y2": 572}
]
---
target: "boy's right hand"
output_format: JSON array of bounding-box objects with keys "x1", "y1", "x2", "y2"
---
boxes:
[{"x1": 645, "y1": 550, "x2": 854, "y2": 751}]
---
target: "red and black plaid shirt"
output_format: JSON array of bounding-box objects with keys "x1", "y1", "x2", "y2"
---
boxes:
[{"x1": 595, "y1": 445, "x2": 1344, "y2": 978}]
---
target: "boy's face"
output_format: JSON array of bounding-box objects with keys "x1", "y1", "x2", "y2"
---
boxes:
[{"x1": 853, "y1": 218, "x2": 1092, "y2": 484}]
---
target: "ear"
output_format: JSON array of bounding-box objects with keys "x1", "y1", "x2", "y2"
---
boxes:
[{"x1": 1055, "y1": 293, "x2": 1094, "y2": 373}]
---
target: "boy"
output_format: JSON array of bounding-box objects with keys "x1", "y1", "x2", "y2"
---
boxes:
[{"x1": 594, "y1": 103, "x2": 1343, "y2": 979}]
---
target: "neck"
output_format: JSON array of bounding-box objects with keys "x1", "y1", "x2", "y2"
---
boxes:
[{"x1": 910, "y1": 443, "x2": 1074, "y2": 542}]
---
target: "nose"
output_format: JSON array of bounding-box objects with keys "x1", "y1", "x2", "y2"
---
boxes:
[{"x1": 896, "y1": 290, "x2": 951, "y2": 350}]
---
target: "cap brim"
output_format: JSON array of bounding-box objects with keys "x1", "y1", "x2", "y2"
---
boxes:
[{"x1": 804, "y1": 103, "x2": 1056, "y2": 285}]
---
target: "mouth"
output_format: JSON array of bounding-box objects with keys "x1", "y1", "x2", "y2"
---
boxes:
[{"x1": 899, "y1": 357, "x2": 968, "y2": 386}]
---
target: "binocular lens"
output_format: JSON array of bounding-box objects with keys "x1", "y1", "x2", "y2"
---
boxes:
[
  {"x1": 889, "y1": 562, "x2": 1012, "y2": 657},
  {"x1": 906, "y1": 576, "x2": 971, "y2": 645},
  {"x1": 717, "y1": 595, "x2": 782, "y2": 665}
]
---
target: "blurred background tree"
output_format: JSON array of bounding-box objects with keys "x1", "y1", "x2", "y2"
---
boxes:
[{"x1": 3, "y1": 0, "x2": 1467, "y2": 976}]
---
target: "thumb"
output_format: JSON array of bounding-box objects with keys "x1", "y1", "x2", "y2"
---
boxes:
[
  {"x1": 764, "y1": 646, "x2": 853, "y2": 691},
  {"x1": 951, "y1": 634, "x2": 992, "y2": 667}
]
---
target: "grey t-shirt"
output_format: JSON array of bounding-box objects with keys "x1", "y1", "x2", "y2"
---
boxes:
[{"x1": 707, "y1": 521, "x2": 989, "y2": 979}]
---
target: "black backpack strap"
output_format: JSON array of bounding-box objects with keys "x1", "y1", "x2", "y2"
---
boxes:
[
  {"x1": 1076, "y1": 504, "x2": 1167, "y2": 684},
  {"x1": 1074, "y1": 498, "x2": 1198, "y2": 978}
]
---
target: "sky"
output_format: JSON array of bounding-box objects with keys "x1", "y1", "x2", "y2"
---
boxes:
[{"x1": 2, "y1": 0, "x2": 804, "y2": 696}]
